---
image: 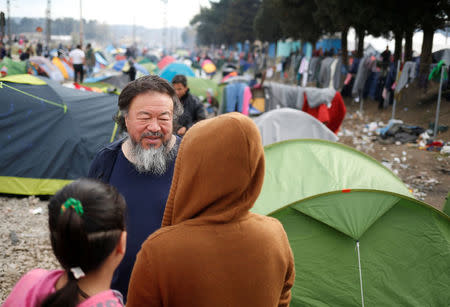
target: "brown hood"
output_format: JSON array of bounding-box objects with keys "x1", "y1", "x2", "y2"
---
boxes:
[{"x1": 162, "y1": 112, "x2": 264, "y2": 226}]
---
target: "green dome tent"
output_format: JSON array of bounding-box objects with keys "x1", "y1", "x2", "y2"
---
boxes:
[
  {"x1": 253, "y1": 140, "x2": 449, "y2": 306},
  {"x1": 253, "y1": 139, "x2": 411, "y2": 216},
  {"x1": 271, "y1": 190, "x2": 449, "y2": 306},
  {"x1": 0, "y1": 74, "x2": 119, "y2": 195}
]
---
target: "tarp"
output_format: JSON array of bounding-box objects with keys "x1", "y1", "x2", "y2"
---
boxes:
[
  {"x1": 52, "y1": 57, "x2": 69, "y2": 79},
  {"x1": 0, "y1": 75, "x2": 119, "y2": 195},
  {"x1": 269, "y1": 189, "x2": 450, "y2": 306},
  {"x1": 253, "y1": 139, "x2": 411, "y2": 216},
  {"x1": 29, "y1": 56, "x2": 64, "y2": 82},
  {"x1": 253, "y1": 108, "x2": 338, "y2": 146},
  {"x1": 159, "y1": 62, "x2": 195, "y2": 82}
]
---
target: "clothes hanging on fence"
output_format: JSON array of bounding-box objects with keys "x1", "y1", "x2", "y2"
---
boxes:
[
  {"x1": 264, "y1": 82, "x2": 304, "y2": 111},
  {"x1": 302, "y1": 91, "x2": 346, "y2": 133},
  {"x1": 222, "y1": 82, "x2": 251, "y2": 115},
  {"x1": 352, "y1": 56, "x2": 371, "y2": 97},
  {"x1": 395, "y1": 61, "x2": 416, "y2": 93},
  {"x1": 318, "y1": 57, "x2": 334, "y2": 88}
]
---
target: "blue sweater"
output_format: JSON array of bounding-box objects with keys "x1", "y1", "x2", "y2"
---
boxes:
[{"x1": 88, "y1": 137, "x2": 180, "y2": 301}]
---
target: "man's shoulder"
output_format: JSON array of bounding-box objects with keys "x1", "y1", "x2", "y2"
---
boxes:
[
  {"x1": 88, "y1": 138, "x2": 125, "y2": 179},
  {"x1": 97, "y1": 138, "x2": 124, "y2": 155}
]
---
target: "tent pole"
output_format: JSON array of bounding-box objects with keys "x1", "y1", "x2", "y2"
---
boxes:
[
  {"x1": 433, "y1": 65, "x2": 445, "y2": 138},
  {"x1": 359, "y1": 90, "x2": 363, "y2": 114},
  {"x1": 391, "y1": 60, "x2": 401, "y2": 120},
  {"x1": 356, "y1": 241, "x2": 365, "y2": 307}
]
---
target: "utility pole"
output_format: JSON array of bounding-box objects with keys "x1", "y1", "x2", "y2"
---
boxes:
[
  {"x1": 46, "y1": 0, "x2": 51, "y2": 48},
  {"x1": 79, "y1": 0, "x2": 83, "y2": 46},
  {"x1": 7, "y1": 0, "x2": 11, "y2": 50},
  {"x1": 132, "y1": 16, "x2": 136, "y2": 46},
  {"x1": 161, "y1": 0, "x2": 168, "y2": 52},
  {"x1": 0, "y1": 12, "x2": 5, "y2": 43}
]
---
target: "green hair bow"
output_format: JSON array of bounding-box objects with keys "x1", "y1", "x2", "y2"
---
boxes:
[{"x1": 60, "y1": 198, "x2": 84, "y2": 217}]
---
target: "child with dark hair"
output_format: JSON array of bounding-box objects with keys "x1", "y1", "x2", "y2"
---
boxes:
[{"x1": 3, "y1": 179, "x2": 127, "y2": 307}]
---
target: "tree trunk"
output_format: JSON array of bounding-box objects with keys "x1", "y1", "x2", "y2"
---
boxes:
[
  {"x1": 404, "y1": 28, "x2": 413, "y2": 61},
  {"x1": 394, "y1": 29, "x2": 403, "y2": 63},
  {"x1": 341, "y1": 25, "x2": 349, "y2": 69},
  {"x1": 418, "y1": 26, "x2": 434, "y2": 88},
  {"x1": 356, "y1": 27, "x2": 365, "y2": 58}
]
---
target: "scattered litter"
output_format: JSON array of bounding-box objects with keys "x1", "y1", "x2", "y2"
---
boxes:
[
  {"x1": 382, "y1": 161, "x2": 393, "y2": 170},
  {"x1": 440, "y1": 145, "x2": 450, "y2": 155},
  {"x1": 9, "y1": 231, "x2": 19, "y2": 245},
  {"x1": 30, "y1": 207, "x2": 43, "y2": 215}
]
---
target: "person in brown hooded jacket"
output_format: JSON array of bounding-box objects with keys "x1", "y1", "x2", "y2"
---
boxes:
[{"x1": 127, "y1": 112, "x2": 295, "y2": 307}]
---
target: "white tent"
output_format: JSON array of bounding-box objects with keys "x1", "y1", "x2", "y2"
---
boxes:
[{"x1": 253, "y1": 108, "x2": 338, "y2": 146}]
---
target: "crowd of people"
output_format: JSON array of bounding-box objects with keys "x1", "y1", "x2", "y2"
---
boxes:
[{"x1": 3, "y1": 75, "x2": 295, "y2": 307}]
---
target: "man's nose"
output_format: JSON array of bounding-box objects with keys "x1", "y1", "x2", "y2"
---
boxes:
[{"x1": 146, "y1": 118, "x2": 160, "y2": 132}]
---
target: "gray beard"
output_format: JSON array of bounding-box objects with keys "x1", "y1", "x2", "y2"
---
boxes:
[{"x1": 128, "y1": 135, "x2": 177, "y2": 175}]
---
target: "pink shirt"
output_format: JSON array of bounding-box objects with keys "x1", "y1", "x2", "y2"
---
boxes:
[{"x1": 2, "y1": 269, "x2": 123, "y2": 307}]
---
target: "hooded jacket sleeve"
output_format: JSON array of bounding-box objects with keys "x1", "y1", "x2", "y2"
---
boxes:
[
  {"x1": 279, "y1": 225, "x2": 295, "y2": 307},
  {"x1": 127, "y1": 245, "x2": 162, "y2": 307}
]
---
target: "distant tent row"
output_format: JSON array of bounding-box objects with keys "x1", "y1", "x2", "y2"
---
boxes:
[{"x1": 0, "y1": 74, "x2": 119, "y2": 195}]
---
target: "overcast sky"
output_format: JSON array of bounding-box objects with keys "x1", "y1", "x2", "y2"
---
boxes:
[{"x1": 1, "y1": 0, "x2": 211, "y2": 28}]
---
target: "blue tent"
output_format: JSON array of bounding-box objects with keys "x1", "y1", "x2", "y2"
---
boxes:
[{"x1": 160, "y1": 62, "x2": 195, "y2": 81}]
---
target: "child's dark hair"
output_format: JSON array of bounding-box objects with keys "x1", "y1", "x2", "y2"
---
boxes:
[{"x1": 42, "y1": 178, "x2": 126, "y2": 307}]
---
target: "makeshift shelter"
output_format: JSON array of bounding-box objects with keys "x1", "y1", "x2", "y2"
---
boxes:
[
  {"x1": 0, "y1": 74, "x2": 119, "y2": 195},
  {"x1": 252, "y1": 140, "x2": 449, "y2": 306},
  {"x1": 52, "y1": 57, "x2": 70, "y2": 80},
  {"x1": 159, "y1": 62, "x2": 195, "y2": 82},
  {"x1": 253, "y1": 108, "x2": 338, "y2": 146},
  {"x1": 157, "y1": 55, "x2": 175, "y2": 70},
  {"x1": 29, "y1": 56, "x2": 64, "y2": 82}
]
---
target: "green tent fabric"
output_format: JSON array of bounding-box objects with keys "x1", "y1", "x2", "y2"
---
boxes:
[
  {"x1": 187, "y1": 77, "x2": 219, "y2": 99},
  {"x1": 253, "y1": 139, "x2": 411, "y2": 216},
  {"x1": 0, "y1": 57, "x2": 28, "y2": 75},
  {"x1": 270, "y1": 189, "x2": 449, "y2": 306},
  {"x1": 0, "y1": 75, "x2": 119, "y2": 195},
  {"x1": 139, "y1": 62, "x2": 159, "y2": 75}
]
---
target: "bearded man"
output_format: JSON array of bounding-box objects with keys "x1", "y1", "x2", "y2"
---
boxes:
[{"x1": 88, "y1": 75, "x2": 183, "y2": 301}]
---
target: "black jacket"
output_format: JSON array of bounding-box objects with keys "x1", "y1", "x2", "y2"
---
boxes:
[{"x1": 177, "y1": 90, "x2": 206, "y2": 130}]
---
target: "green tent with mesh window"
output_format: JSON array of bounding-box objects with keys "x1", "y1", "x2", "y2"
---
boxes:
[
  {"x1": 253, "y1": 140, "x2": 450, "y2": 306},
  {"x1": 0, "y1": 74, "x2": 119, "y2": 195}
]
